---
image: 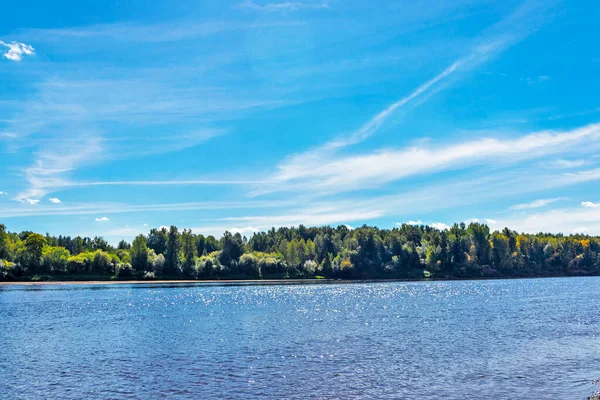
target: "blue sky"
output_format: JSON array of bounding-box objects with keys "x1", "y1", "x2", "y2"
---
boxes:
[{"x1": 1, "y1": 0, "x2": 600, "y2": 242}]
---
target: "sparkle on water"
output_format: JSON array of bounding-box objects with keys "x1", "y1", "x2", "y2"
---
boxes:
[{"x1": 1, "y1": 278, "x2": 599, "y2": 399}]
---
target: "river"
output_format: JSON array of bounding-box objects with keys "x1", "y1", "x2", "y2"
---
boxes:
[{"x1": 1, "y1": 278, "x2": 599, "y2": 399}]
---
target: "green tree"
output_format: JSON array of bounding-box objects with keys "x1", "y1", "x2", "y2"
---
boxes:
[
  {"x1": 219, "y1": 231, "x2": 244, "y2": 267},
  {"x1": 130, "y1": 235, "x2": 149, "y2": 272},
  {"x1": 147, "y1": 228, "x2": 168, "y2": 255},
  {"x1": 196, "y1": 234, "x2": 206, "y2": 256},
  {"x1": 19, "y1": 233, "x2": 47, "y2": 273},
  {"x1": 0, "y1": 224, "x2": 7, "y2": 260},
  {"x1": 181, "y1": 229, "x2": 197, "y2": 277},
  {"x1": 164, "y1": 226, "x2": 181, "y2": 275}
]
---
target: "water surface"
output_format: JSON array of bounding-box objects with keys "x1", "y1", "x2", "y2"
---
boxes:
[{"x1": 1, "y1": 278, "x2": 599, "y2": 399}]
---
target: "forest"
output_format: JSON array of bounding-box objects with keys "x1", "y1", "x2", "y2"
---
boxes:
[{"x1": 1, "y1": 222, "x2": 599, "y2": 281}]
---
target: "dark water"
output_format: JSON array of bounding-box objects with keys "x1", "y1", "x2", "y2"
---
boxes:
[{"x1": 1, "y1": 278, "x2": 599, "y2": 399}]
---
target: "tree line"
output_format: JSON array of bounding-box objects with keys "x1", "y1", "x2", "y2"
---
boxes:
[{"x1": 1, "y1": 222, "x2": 599, "y2": 281}]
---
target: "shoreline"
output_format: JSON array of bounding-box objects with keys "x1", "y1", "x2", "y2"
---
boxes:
[
  {"x1": 0, "y1": 278, "x2": 341, "y2": 286},
  {"x1": 1, "y1": 274, "x2": 598, "y2": 286}
]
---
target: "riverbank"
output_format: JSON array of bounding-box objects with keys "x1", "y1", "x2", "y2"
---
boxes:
[
  {"x1": 2, "y1": 273, "x2": 599, "y2": 286},
  {"x1": 0, "y1": 278, "x2": 342, "y2": 286}
]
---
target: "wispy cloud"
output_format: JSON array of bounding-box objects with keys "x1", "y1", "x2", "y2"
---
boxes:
[
  {"x1": 272, "y1": 47, "x2": 502, "y2": 186},
  {"x1": 214, "y1": 209, "x2": 384, "y2": 229},
  {"x1": 0, "y1": 191, "x2": 6, "y2": 195},
  {"x1": 236, "y1": 1, "x2": 329, "y2": 13},
  {"x1": 265, "y1": 122, "x2": 600, "y2": 195},
  {"x1": 547, "y1": 159, "x2": 587, "y2": 169},
  {"x1": 0, "y1": 40, "x2": 35, "y2": 61},
  {"x1": 48, "y1": 198, "x2": 62, "y2": 204},
  {"x1": 0, "y1": 199, "x2": 294, "y2": 218},
  {"x1": 22, "y1": 20, "x2": 303, "y2": 43},
  {"x1": 264, "y1": 3, "x2": 553, "y2": 195},
  {"x1": 1, "y1": 74, "x2": 276, "y2": 199},
  {"x1": 495, "y1": 205, "x2": 600, "y2": 235},
  {"x1": 16, "y1": 136, "x2": 104, "y2": 200},
  {"x1": 17, "y1": 198, "x2": 40, "y2": 205},
  {"x1": 510, "y1": 197, "x2": 566, "y2": 210},
  {"x1": 65, "y1": 179, "x2": 269, "y2": 188},
  {"x1": 95, "y1": 216, "x2": 110, "y2": 222}
]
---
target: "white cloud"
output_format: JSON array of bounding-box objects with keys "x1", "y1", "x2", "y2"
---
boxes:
[
  {"x1": 405, "y1": 220, "x2": 423, "y2": 226},
  {"x1": 16, "y1": 136, "x2": 104, "y2": 200},
  {"x1": 510, "y1": 197, "x2": 566, "y2": 210},
  {"x1": 17, "y1": 198, "x2": 40, "y2": 205},
  {"x1": 0, "y1": 40, "x2": 35, "y2": 61},
  {"x1": 230, "y1": 226, "x2": 260, "y2": 235},
  {"x1": 211, "y1": 208, "x2": 384, "y2": 230},
  {"x1": 431, "y1": 222, "x2": 450, "y2": 230},
  {"x1": 484, "y1": 218, "x2": 498, "y2": 225},
  {"x1": 548, "y1": 159, "x2": 587, "y2": 168},
  {"x1": 582, "y1": 201, "x2": 600, "y2": 208},
  {"x1": 496, "y1": 206, "x2": 600, "y2": 235},
  {"x1": 271, "y1": 42, "x2": 508, "y2": 187},
  {"x1": 143, "y1": 223, "x2": 148, "y2": 227},
  {"x1": 466, "y1": 218, "x2": 480, "y2": 224},
  {"x1": 258, "y1": 4, "x2": 549, "y2": 197},
  {"x1": 25, "y1": 19, "x2": 300, "y2": 43},
  {"x1": 237, "y1": 1, "x2": 329, "y2": 12},
  {"x1": 0, "y1": 191, "x2": 6, "y2": 195},
  {"x1": 95, "y1": 216, "x2": 110, "y2": 222},
  {"x1": 268, "y1": 122, "x2": 600, "y2": 196},
  {"x1": 66, "y1": 178, "x2": 266, "y2": 188},
  {"x1": 48, "y1": 197, "x2": 62, "y2": 204}
]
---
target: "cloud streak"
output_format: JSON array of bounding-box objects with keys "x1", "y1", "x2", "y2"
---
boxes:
[
  {"x1": 266, "y1": 2, "x2": 552, "y2": 193},
  {"x1": 237, "y1": 1, "x2": 329, "y2": 13},
  {"x1": 267, "y1": 122, "x2": 600, "y2": 195},
  {"x1": 510, "y1": 197, "x2": 566, "y2": 210}
]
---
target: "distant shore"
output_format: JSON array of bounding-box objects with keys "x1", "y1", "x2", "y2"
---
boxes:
[
  {"x1": 2, "y1": 275, "x2": 598, "y2": 287},
  {"x1": 0, "y1": 278, "x2": 340, "y2": 286}
]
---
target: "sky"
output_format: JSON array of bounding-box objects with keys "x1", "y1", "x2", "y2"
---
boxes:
[{"x1": 1, "y1": 0, "x2": 600, "y2": 243}]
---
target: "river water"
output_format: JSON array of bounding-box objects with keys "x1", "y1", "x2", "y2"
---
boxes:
[{"x1": 1, "y1": 277, "x2": 599, "y2": 399}]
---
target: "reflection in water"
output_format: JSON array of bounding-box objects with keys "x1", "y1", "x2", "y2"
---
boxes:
[{"x1": 1, "y1": 277, "x2": 600, "y2": 399}]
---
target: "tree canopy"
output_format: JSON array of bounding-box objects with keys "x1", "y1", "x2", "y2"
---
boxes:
[{"x1": 1, "y1": 221, "x2": 599, "y2": 281}]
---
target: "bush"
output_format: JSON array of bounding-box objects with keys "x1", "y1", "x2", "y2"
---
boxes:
[
  {"x1": 148, "y1": 251, "x2": 165, "y2": 275},
  {"x1": 197, "y1": 255, "x2": 221, "y2": 277},
  {"x1": 115, "y1": 263, "x2": 134, "y2": 278},
  {"x1": 41, "y1": 246, "x2": 70, "y2": 273},
  {"x1": 259, "y1": 257, "x2": 286, "y2": 275},
  {"x1": 116, "y1": 249, "x2": 131, "y2": 264},
  {"x1": 239, "y1": 254, "x2": 261, "y2": 278},
  {"x1": 93, "y1": 250, "x2": 113, "y2": 274},
  {"x1": 0, "y1": 260, "x2": 11, "y2": 280},
  {"x1": 67, "y1": 252, "x2": 94, "y2": 273},
  {"x1": 303, "y1": 260, "x2": 318, "y2": 276}
]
